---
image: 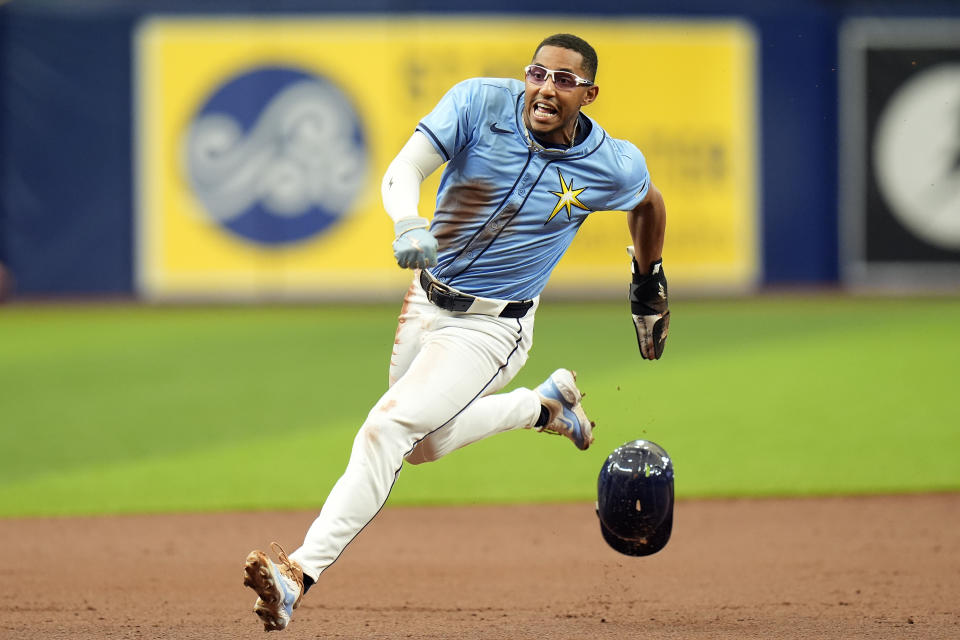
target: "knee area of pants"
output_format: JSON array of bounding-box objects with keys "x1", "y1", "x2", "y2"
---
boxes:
[
  {"x1": 404, "y1": 443, "x2": 438, "y2": 466},
  {"x1": 358, "y1": 422, "x2": 381, "y2": 446},
  {"x1": 357, "y1": 415, "x2": 415, "y2": 451}
]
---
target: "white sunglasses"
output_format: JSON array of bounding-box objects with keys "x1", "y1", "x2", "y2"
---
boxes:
[{"x1": 524, "y1": 64, "x2": 594, "y2": 91}]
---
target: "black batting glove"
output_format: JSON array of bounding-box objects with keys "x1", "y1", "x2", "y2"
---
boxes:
[{"x1": 629, "y1": 257, "x2": 670, "y2": 360}]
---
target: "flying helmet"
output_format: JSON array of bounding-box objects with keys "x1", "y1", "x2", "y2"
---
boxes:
[{"x1": 596, "y1": 439, "x2": 674, "y2": 556}]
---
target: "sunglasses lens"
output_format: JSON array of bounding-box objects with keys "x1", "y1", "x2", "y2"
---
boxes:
[
  {"x1": 526, "y1": 66, "x2": 547, "y2": 83},
  {"x1": 552, "y1": 72, "x2": 578, "y2": 89}
]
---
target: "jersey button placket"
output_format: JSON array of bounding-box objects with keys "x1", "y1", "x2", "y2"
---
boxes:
[{"x1": 519, "y1": 175, "x2": 532, "y2": 196}]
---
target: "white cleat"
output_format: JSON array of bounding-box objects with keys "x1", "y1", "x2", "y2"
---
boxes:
[{"x1": 535, "y1": 369, "x2": 595, "y2": 450}]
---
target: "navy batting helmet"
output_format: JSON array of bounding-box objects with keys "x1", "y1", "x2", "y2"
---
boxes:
[{"x1": 596, "y1": 439, "x2": 674, "y2": 556}]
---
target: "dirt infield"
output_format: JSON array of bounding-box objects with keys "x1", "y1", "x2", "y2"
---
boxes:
[{"x1": 2, "y1": 494, "x2": 958, "y2": 639}]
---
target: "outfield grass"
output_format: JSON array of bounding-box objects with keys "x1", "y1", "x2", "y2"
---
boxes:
[{"x1": 1, "y1": 295, "x2": 958, "y2": 517}]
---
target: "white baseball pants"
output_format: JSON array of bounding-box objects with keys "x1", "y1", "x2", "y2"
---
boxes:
[{"x1": 290, "y1": 274, "x2": 543, "y2": 580}]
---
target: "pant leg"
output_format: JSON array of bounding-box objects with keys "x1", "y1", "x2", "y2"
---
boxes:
[{"x1": 289, "y1": 283, "x2": 537, "y2": 580}]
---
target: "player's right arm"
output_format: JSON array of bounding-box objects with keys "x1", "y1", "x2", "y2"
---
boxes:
[
  {"x1": 627, "y1": 184, "x2": 669, "y2": 360},
  {"x1": 382, "y1": 131, "x2": 445, "y2": 269}
]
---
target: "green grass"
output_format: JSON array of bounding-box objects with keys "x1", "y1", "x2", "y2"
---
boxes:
[{"x1": 1, "y1": 296, "x2": 958, "y2": 517}]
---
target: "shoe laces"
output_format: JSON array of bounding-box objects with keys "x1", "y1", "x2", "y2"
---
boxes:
[{"x1": 270, "y1": 542, "x2": 305, "y2": 610}]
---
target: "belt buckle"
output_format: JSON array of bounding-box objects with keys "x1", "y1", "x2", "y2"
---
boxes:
[
  {"x1": 426, "y1": 280, "x2": 445, "y2": 304},
  {"x1": 425, "y1": 279, "x2": 439, "y2": 302},
  {"x1": 422, "y1": 272, "x2": 477, "y2": 312},
  {"x1": 427, "y1": 280, "x2": 456, "y2": 309}
]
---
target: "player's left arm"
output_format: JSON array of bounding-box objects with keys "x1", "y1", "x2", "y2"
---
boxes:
[{"x1": 627, "y1": 184, "x2": 669, "y2": 360}]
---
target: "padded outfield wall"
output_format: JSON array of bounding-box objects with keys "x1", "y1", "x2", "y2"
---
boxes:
[{"x1": 0, "y1": 0, "x2": 957, "y2": 299}]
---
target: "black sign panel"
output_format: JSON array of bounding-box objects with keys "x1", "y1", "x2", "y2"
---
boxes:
[{"x1": 841, "y1": 19, "x2": 960, "y2": 287}]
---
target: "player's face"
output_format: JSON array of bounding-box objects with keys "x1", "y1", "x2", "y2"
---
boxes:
[{"x1": 523, "y1": 45, "x2": 599, "y2": 146}]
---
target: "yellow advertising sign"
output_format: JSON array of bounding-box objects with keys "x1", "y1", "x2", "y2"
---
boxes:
[{"x1": 136, "y1": 17, "x2": 757, "y2": 299}]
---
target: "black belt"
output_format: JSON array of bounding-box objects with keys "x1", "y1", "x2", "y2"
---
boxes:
[{"x1": 419, "y1": 271, "x2": 534, "y2": 319}]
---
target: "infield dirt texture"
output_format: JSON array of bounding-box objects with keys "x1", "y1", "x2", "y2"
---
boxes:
[{"x1": 2, "y1": 495, "x2": 959, "y2": 639}]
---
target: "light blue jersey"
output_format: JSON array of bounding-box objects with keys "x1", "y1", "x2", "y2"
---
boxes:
[{"x1": 417, "y1": 77, "x2": 650, "y2": 300}]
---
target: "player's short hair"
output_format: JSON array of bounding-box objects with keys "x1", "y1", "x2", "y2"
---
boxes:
[{"x1": 533, "y1": 34, "x2": 599, "y2": 81}]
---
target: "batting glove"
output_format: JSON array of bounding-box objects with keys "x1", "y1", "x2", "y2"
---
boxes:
[
  {"x1": 392, "y1": 217, "x2": 438, "y2": 269},
  {"x1": 629, "y1": 256, "x2": 670, "y2": 360}
]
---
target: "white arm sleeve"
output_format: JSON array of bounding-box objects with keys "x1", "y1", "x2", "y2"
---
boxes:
[{"x1": 381, "y1": 130, "x2": 446, "y2": 224}]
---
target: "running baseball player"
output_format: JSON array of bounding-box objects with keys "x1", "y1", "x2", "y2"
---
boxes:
[{"x1": 243, "y1": 33, "x2": 669, "y2": 631}]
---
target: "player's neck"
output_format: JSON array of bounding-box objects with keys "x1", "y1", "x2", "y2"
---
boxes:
[
  {"x1": 530, "y1": 113, "x2": 586, "y2": 150},
  {"x1": 563, "y1": 116, "x2": 579, "y2": 147}
]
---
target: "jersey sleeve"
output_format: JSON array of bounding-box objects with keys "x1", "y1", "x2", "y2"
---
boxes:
[
  {"x1": 415, "y1": 79, "x2": 482, "y2": 163},
  {"x1": 604, "y1": 140, "x2": 651, "y2": 212}
]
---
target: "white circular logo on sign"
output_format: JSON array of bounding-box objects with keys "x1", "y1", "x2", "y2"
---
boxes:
[
  {"x1": 184, "y1": 67, "x2": 367, "y2": 246},
  {"x1": 873, "y1": 63, "x2": 960, "y2": 249}
]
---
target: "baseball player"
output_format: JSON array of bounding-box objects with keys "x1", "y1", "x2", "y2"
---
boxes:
[{"x1": 243, "y1": 33, "x2": 669, "y2": 631}]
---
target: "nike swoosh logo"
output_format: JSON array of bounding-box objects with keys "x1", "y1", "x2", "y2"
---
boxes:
[{"x1": 489, "y1": 122, "x2": 513, "y2": 134}]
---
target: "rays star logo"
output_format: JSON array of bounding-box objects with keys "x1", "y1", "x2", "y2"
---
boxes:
[{"x1": 545, "y1": 168, "x2": 591, "y2": 223}]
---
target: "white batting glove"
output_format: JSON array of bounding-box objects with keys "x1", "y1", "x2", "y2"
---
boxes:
[{"x1": 392, "y1": 217, "x2": 438, "y2": 269}]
